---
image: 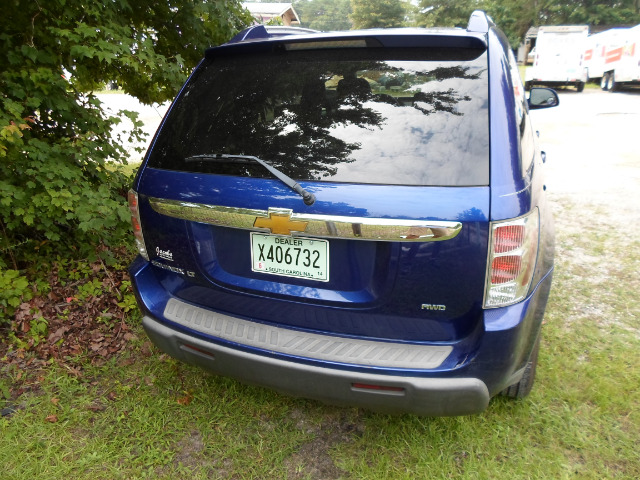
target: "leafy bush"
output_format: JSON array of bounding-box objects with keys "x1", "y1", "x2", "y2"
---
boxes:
[
  {"x1": 0, "y1": 0, "x2": 251, "y2": 268},
  {"x1": 0, "y1": 269, "x2": 32, "y2": 325}
]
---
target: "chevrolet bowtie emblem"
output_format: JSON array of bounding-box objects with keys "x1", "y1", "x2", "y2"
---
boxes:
[{"x1": 254, "y1": 209, "x2": 308, "y2": 236}]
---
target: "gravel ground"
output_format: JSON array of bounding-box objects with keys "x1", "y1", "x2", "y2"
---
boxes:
[
  {"x1": 531, "y1": 88, "x2": 640, "y2": 226},
  {"x1": 531, "y1": 88, "x2": 640, "y2": 337}
]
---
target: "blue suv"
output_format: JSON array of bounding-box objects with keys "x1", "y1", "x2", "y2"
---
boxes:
[{"x1": 128, "y1": 11, "x2": 559, "y2": 416}]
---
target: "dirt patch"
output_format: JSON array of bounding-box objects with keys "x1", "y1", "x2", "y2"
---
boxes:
[
  {"x1": 172, "y1": 430, "x2": 206, "y2": 467},
  {"x1": 162, "y1": 429, "x2": 232, "y2": 477},
  {"x1": 283, "y1": 408, "x2": 364, "y2": 479}
]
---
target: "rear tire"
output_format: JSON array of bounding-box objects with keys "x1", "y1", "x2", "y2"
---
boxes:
[
  {"x1": 601, "y1": 73, "x2": 610, "y2": 91},
  {"x1": 501, "y1": 336, "x2": 540, "y2": 399},
  {"x1": 609, "y1": 72, "x2": 617, "y2": 92},
  {"x1": 576, "y1": 82, "x2": 584, "y2": 92}
]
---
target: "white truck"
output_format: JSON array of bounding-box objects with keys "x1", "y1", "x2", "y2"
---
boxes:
[
  {"x1": 525, "y1": 25, "x2": 589, "y2": 92},
  {"x1": 583, "y1": 28, "x2": 629, "y2": 83},
  {"x1": 599, "y1": 25, "x2": 640, "y2": 91}
]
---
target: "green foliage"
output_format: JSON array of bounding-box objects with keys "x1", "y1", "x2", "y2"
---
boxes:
[
  {"x1": 350, "y1": 0, "x2": 407, "y2": 29},
  {"x1": 75, "y1": 278, "x2": 104, "y2": 302},
  {"x1": 417, "y1": 1, "x2": 640, "y2": 47},
  {"x1": 0, "y1": 0, "x2": 251, "y2": 268},
  {"x1": 14, "y1": 315, "x2": 48, "y2": 349},
  {"x1": 483, "y1": 0, "x2": 536, "y2": 47},
  {"x1": 533, "y1": 0, "x2": 640, "y2": 26},
  {"x1": 0, "y1": 378, "x2": 10, "y2": 401},
  {"x1": 116, "y1": 280, "x2": 138, "y2": 314},
  {"x1": 0, "y1": 269, "x2": 32, "y2": 325},
  {"x1": 417, "y1": 0, "x2": 481, "y2": 28},
  {"x1": 294, "y1": 0, "x2": 353, "y2": 31},
  {"x1": 416, "y1": 0, "x2": 531, "y2": 45}
]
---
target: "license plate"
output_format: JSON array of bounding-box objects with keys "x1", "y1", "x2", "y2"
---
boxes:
[{"x1": 251, "y1": 233, "x2": 329, "y2": 282}]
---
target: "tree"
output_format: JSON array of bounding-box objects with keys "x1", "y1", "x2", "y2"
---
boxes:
[
  {"x1": 295, "y1": 0, "x2": 353, "y2": 31},
  {"x1": 417, "y1": 0, "x2": 640, "y2": 48},
  {"x1": 0, "y1": 0, "x2": 251, "y2": 268},
  {"x1": 417, "y1": 0, "x2": 482, "y2": 28},
  {"x1": 538, "y1": 0, "x2": 640, "y2": 26},
  {"x1": 350, "y1": 0, "x2": 407, "y2": 29},
  {"x1": 483, "y1": 0, "x2": 537, "y2": 47}
]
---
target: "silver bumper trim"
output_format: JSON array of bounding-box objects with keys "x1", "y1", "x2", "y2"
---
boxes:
[
  {"x1": 149, "y1": 198, "x2": 462, "y2": 242},
  {"x1": 163, "y1": 298, "x2": 452, "y2": 370}
]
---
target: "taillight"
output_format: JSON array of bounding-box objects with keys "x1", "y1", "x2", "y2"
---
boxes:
[
  {"x1": 128, "y1": 189, "x2": 149, "y2": 260},
  {"x1": 484, "y1": 209, "x2": 539, "y2": 308}
]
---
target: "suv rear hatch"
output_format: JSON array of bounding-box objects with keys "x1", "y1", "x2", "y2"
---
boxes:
[{"x1": 135, "y1": 33, "x2": 490, "y2": 345}]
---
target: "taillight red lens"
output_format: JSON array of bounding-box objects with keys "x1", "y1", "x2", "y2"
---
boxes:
[
  {"x1": 493, "y1": 225, "x2": 525, "y2": 254},
  {"x1": 128, "y1": 189, "x2": 149, "y2": 260},
  {"x1": 131, "y1": 217, "x2": 142, "y2": 233},
  {"x1": 128, "y1": 190, "x2": 137, "y2": 208},
  {"x1": 484, "y1": 210, "x2": 539, "y2": 308},
  {"x1": 491, "y1": 256, "x2": 522, "y2": 284}
]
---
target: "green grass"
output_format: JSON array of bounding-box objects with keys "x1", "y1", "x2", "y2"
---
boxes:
[
  {"x1": 119, "y1": 161, "x2": 141, "y2": 178},
  {"x1": 2, "y1": 196, "x2": 639, "y2": 479}
]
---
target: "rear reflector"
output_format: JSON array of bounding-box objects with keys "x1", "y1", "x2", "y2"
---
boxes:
[
  {"x1": 128, "y1": 189, "x2": 149, "y2": 260},
  {"x1": 181, "y1": 343, "x2": 216, "y2": 358},
  {"x1": 484, "y1": 209, "x2": 539, "y2": 308},
  {"x1": 351, "y1": 383, "x2": 405, "y2": 395}
]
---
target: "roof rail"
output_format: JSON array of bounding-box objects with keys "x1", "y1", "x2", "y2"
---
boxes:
[
  {"x1": 226, "y1": 25, "x2": 318, "y2": 45},
  {"x1": 467, "y1": 10, "x2": 494, "y2": 34}
]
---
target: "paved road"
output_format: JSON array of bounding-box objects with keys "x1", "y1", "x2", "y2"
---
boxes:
[
  {"x1": 530, "y1": 89, "x2": 640, "y2": 225},
  {"x1": 531, "y1": 89, "x2": 640, "y2": 192}
]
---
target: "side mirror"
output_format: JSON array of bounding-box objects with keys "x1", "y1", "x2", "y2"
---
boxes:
[{"x1": 528, "y1": 88, "x2": 559, "y2": 110}]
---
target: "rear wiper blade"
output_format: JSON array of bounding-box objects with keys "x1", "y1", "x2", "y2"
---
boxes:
[{"x1": 185, "y1": 154, "x2": 316, "y2": 206}]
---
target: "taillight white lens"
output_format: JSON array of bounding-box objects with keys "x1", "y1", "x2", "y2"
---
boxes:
[
  {"x1": 128, "y1": 189, "x2": 149, "y2": 260},
  {"x1": 484, "y1": 209, "x2": 539, "y2": 308}
]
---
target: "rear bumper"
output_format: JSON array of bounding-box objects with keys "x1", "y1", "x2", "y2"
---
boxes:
[
  {"x1": 130, "y1": 256, "x2": 552, "y2": 416},
  {"x1": 142, "y1": 315, "x2": 490, "y2": 416}
]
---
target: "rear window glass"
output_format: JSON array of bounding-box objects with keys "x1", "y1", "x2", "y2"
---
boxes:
[{"x1": 147, "y1": 47, "x2": 489, "y2": 186}]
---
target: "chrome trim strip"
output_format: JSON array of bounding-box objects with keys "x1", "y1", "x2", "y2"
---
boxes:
[
  {"x1": 149, "y1": 197, "x2": 462, "y2": 242},
  {"x1": 163, "y1": 298, "x2": 452, "y2": 369}
]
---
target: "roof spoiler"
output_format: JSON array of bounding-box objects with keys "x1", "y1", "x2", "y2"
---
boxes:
[
  {"x1": 227, "y1": 25, "x2": 318, "y2": 44},
  {"x1": 467, "y1": 10, "x2": 495, "y2": 34}
]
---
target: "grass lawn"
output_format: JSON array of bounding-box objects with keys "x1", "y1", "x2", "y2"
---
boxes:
[
  {"x1": 2, "y1": 89, "x2": 639, "y2": 477},
  {"x1": 2, "y1": 192, "x2": 638, "y2": 479}
]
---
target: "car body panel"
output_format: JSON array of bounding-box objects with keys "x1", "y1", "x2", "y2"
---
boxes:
[
  {"x1": 135, "y1": 168, "x2": 490, "y2": 342},
  {"x1": 129, "y1": 12, "x2": 556, "y2": 416}
]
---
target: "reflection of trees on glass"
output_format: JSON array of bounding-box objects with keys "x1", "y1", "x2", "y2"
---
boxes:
[
  {"x1": 223, "y1": 62, "x2": 483, "y2": 180},
  {"x1": 426, "y1": 66, "x2": 482, "y2": 82},
  {"x1": 411, "y1": 89, "x2": 470, "y2": 116},
  {"x1": 197, "y1": 61, "x2": 390, "y2": 181},
  {"x1": 261, "y1": 69, "x2": 380, "y2": 180},
  {"x1": 149, "y1": 52, "x2": 489, "y2": 185},
  {"x1": 366, "y1": 65, "x2": 482, "y2": 116}
]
